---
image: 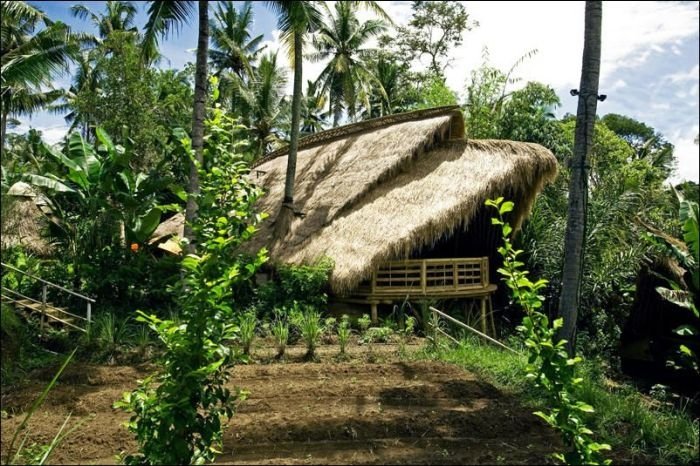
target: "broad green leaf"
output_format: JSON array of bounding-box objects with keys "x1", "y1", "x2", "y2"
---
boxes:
[
  {"x1": 24, "y1": 174, "x2": 75, "y2": 193},
  {"x1": 499, "y1": 201, "x2": 514, "y2": 215}
]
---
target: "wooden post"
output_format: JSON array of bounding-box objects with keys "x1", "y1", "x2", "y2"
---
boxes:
[
  {"x1": 87, "y1": 301, "x2": 92, "y2": 329},
  {"x1": 453, "y1": 261, "x2": 458, "y2": 289},
  {"x1": 489, "y1": 296, "x2": 496, "y2": 337},
  {"x1": 480, "y1": 296, "x2": 487, "y2": 335},
  {"x1": 370, "y1": 302, "x2": 378, "y2": 324},
  {"x1": 421, "y1": 260, "x2": 426, "y2": 294}
]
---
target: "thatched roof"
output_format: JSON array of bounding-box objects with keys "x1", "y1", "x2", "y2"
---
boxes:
[
  {"x1": 1, "y1": 182, "x2": 53, "y2": 256},
  {"x1": 242, "y1": 106, "x2": 558, "y2": 294}
]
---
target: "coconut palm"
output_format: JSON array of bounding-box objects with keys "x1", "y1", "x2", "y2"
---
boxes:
[
  {"x1": 311, "y1": 2, "x2": 387, "y2": 125},
  {"x1": 236, "y1": 51, "x2": 288, "y2": 158},
  {"x1": 300, "y1": 80, "x2": 328, "y2": 135},
  {"x1": 142, "y1": 0, "x2": 207, "y2": 253},
  {"x1": 209, "y1": 1, "x2": 265, "y2": 81},
  {"x1": 265, "y1": 1, "x2": 390, "y2": 240},
  {"x1": 264, "y1": 0, "x2": 324, "y2": 240},
  {"x1": 71, "y1": 1, "x2": 138, "y2": 40},
  {"x1": 1, "y1": 1, "x2": 78, "y2": 147},
  {"x1": 49, "y1": 50, "x2": 102, "y2": 139}
]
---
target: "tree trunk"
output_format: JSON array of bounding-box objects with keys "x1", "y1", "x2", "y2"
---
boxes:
[
  {"x1": 184, "y1": 0, "x2": 209, "y2": 254},
  {"x1": 558, "y1": 1, "x2": 602, "y2": 355},
  {"x1": 1, "y1": 108, "x2": 8, "y2": 149},
  {"x1": 273, "y1": 29, "x2": 303, "y2": 241}
]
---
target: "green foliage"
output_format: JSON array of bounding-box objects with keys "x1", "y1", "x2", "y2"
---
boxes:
[
  {"x1": 337, "y1": 314, "x2": 352, "y2": 355},
  {"x1": 115, "y1": 107, "x2": 268, "y2": 465},
  {"x1": 72, "y1": 36, "x2": 167, "y2": 170},
  {"x1": 395, "y1": 1, "x2": 476, "y2": 74},
  {"x1": 414, "y1": 73, "x2": 458, "y2": 109},
  {"x1": 238, "y1": 311, "x2": 257, "y2": 356},
  {"x1": 428, "y1": 340, "x2": 699, "y2": 465},
  {"x1": 647, "y1": 190, "x2": 699, "y2": 371},
  {"x1": 0, "y1": 304, "x2": 24, "y2": 372},
  {"x1": 322, "y1": 316, "x2": 337, "y2": 343},
  {"x1": 259, "y1": 257, "x2": 333, "y2": 312},
  {"x1": 363, "y1": 326, "x2": 393, "y2": 344},
  {"x1": 92, "y1": 312, "x2": 131, "y2": 358},
  {"x1": 357, "y1": 313, "x2": 371, "y2": 332},
  {"x1": 270, "y1": 309, "x2": 289, "y2": 358},
  {"x1": 486, "y1": 197, "x2": 611, "y2": 465},
  {"x1": 291, "y1": 305, "x2": 323, "y2": 360}
]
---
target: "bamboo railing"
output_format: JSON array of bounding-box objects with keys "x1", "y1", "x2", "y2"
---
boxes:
[{"x1": 368, "y1": 257, "x2": 489, "y2": 296}]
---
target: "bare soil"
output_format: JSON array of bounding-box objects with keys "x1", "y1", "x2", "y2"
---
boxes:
[{"x1": 1, "y1": 343, "x2": 562, "y2": 465}]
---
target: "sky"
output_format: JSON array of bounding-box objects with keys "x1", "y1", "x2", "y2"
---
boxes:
[{"x1": 21, "y1": 1, "x2": 700, "y2": 182}]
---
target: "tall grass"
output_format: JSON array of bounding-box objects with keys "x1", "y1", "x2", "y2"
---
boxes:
[
  {"x1": 421, "y1": 338, "x2": 699, "y2": 464},
  {"x1": 337, "y1": 315, "x2": 351, "y2": 356},
  {"x1": 270, "y1": 310, "x2": 289, "y2": 359},
  {"x1": 292, "y1": 306, "x2": 322, "y2": 360},
  {"x1": 238, "y1": 311, "x2": 257, "y2": 356}
]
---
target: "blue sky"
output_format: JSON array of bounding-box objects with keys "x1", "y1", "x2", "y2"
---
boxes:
[{"x1": 21, "y1": 1, "x2": 700, "y2": 181}]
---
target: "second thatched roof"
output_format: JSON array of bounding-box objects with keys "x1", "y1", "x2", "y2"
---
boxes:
[{"x1": 242, "y1": 106, "x2": 558, "y2": 294}]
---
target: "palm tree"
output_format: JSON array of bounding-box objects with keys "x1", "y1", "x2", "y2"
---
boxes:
[
  {"x1": 264, "y1": 1, "x2": 324, "y2": 240},
  {"x1": 362, "y1": 52, "x2": 411, "y2": 119},
  {"x1": 311, "y1": 2, "x2": 387, "y2": 125},
  {"x1": 71, "y1": 1, "x2": 138, "y2": 40},
  {"x1": 300, "y1": 80, "x2": 328, "y2": 135},
  {"x1": 209, "y1": 1, "x2": 265, "y2": 81},
  {"x1": 558, "y1": 1, "x2": 603, "y2": 355},
  {"x1": 265, "y1": 1, "x2": 390, "y2": 240},
  {"x1": 240, "y1": 51, "x2": 288, "y2": 158},
  {"x1": 1, "y1": 1, "x2": 78, "y2": 148},
  {"x1": 142, "y1": 0, "x2": 206, "y2": 254},
  {"x1": 210, "y1": 1, "x2": 267, "y2": 119},
  {"x1": 49, "y1": 50, "x2": 102, "y2": 139}
]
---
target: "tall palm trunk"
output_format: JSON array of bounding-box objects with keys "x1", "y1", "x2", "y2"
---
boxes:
[
  {"x1": 1, "y1": 108, "x2": 8, "y2": 149},
  {"x1": 274, "y1": 29, "x2": 303, "y2": 240},
  {"x1": 558, "y1": 0, "x2": 602, "y2": 355},
  {"x1": 184, "y1": 0, "x2": 209, "y2": 254}
]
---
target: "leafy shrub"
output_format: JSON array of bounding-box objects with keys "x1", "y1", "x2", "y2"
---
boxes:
[
  {"x1": 116, "y1": 102, "x2": 268, "y2": 465},
  {"x1": 363, "y1": 326, "x2": 393, "y2": 344},
  {"x1": 322, "y1": 317, "x2": 337, "y2": 344},
  {"x1": 238, "y1": 311, "x2": 257, "y2": 356},
  {"x1": 258, "y1": 258, "x2": 333, "y2": 312},
  {"x1": 357, "y1": 314, "x2": 371, "y2": 333},
  {"x1": 1, "y1": 304, "x2": 24, "y2": 372},
  {"x1": 487, "y1": 197, "x2": 610, "y2": 465}
]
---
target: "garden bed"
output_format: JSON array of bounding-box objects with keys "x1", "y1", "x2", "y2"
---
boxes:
[{"x1": 1, "y1": 344, "x2": 561, "y2": 465}]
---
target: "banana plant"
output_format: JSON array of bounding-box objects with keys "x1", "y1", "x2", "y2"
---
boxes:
[
  {"x1": 648, "y1": 189, "x2": 699, "y2": 371},
  {"x1": 23, "y1": 127, "x2": 170, "y2": 247}
]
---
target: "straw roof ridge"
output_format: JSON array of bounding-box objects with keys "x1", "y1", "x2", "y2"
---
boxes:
[{"x1": 255, "y1": 105, "x2": 464, "y2": 167}]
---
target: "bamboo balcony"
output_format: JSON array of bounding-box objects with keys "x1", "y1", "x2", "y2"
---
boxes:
[{"x1": 354, "y1": 257, "x2": 498, "y2": 324}]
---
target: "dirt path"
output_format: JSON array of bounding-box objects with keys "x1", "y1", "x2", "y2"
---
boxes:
[{"x1": 1, "y1": 345, "x2": 560, "y2": 464}]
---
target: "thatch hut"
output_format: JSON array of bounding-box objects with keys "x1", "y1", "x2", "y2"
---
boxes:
[
  {"x1": 151, "y1": 106, "x2": 557, "y2": 325},
  {"x1": 242, "y1": 106, "x2": 558, "y2": 323},
  {"x1": 1, "y1": 182, "x2": 54, "y2": 256}
]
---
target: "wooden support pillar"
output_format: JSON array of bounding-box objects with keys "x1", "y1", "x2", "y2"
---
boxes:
[
  {"x1": 480, "y1": 296, "x2": 487, "y2": 336},
  {"x1": 489, "y1": 296, "x2": 496, "y2": 337},
  {"x1": 370, "y1": 301, "x2": 378, "y2": 324}
]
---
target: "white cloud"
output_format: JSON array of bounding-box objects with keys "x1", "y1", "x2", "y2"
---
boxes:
[
  {"x1": 669, "y1": 127, "x2": 700, "y2": 184},
  {"x1": 15, "y1": 124, "x2": 68, "y2": 145},
  {"x1": 666, "y1": 64, "x2": 700, "y2": 83}
]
